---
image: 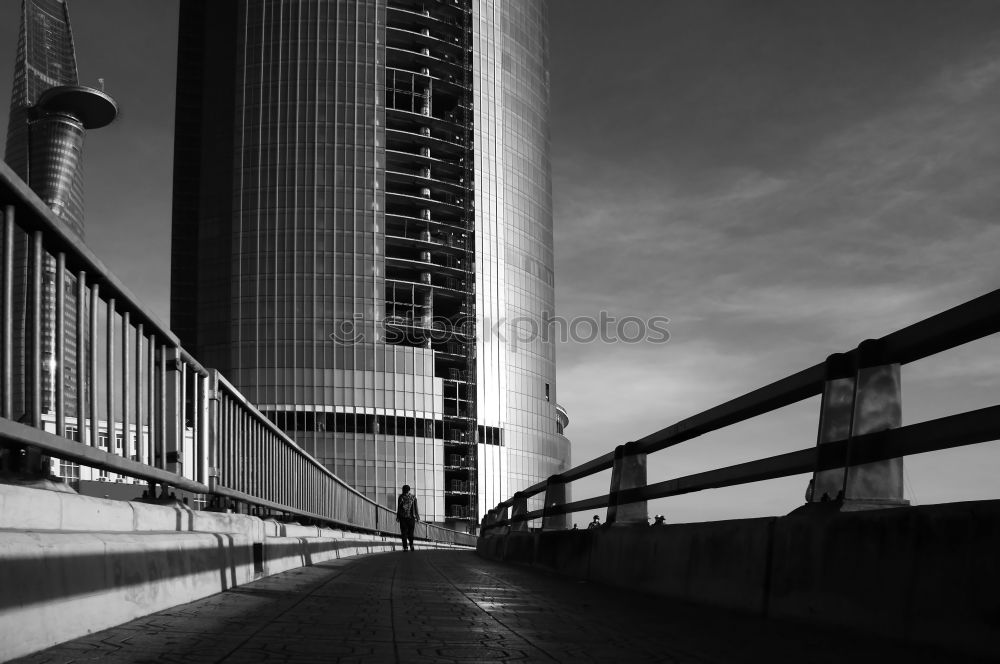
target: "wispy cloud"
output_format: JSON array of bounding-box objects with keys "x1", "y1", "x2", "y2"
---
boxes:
[{"x1": 552, "y1": 5, "x2": 1000, "y2": 520}]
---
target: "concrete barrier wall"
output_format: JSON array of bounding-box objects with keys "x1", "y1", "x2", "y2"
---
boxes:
[
  {"x1": 478, "y1": 500, "x2": 1000, "y2": 660},
  {"x1": 0, "y1": 484, "x2": 468, "y2": 661},
  {"x1": 0, "y1": 529, "x2": 256, "y2": 659},
  {"x1": 263, "y1": 536, "x2": 420, "y2": 576},
  {"x1": 767, "y1": 501, "x2": 1000, "y2": 657}
]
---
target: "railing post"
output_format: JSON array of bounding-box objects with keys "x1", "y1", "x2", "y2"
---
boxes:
[
  {"x1": 75, "y1": 271, "x2": 86, "y2": 443},
  {"x1": 88, "y1": 281, "x2": 99, "y2": 448},
  {"x1": 54, "y1": 252, "x2": 66, "y2": 438},
  {"x1": 541, "y1": 475, "x2": 568, "y2": 531},
  {"x1": 29, "y1": 230, "x2": 42, "y2": 429},
  {"x1": 105, "y1": 297, "x2": 115, "y2": 458},
  {"x1": 164, "y1": 346, "x2": 183, "y2": 477},
  {"x1": 810, "y1": 352, "x2": 855, "y2": 503},
  {"x1": 134, "y1": 323, "x2": 144, "y2": 463},
  {"x1": 197, "y1": 372, "x2": 209, "y2": 486},
  {"x1": 480, "y1": 507, "x2": 502, "y2": 535},
  {"x1": 607, "y1": 442, "x2": 647, "y2": 525},
  {"x1": 478, "y1": 509, "x2": 492, "y2": 535},
  {"x1": 1, "y1": 205, "x2": 12, "y2": 420},
  {"x1": 808, "y1": 340, "x2": 906, "y2": 509},
  {"x1": 121, "y1": 311, "x2": 130, "y2": 460},
  {"x1": 206, "y1": 370, "x2": 221, "y2": 497},
  {"x1": 510, "y1": 492, "x2": 528, "y2": 532},
  {"x1": 148, "y1": 334, "x2": 156, "y2": 469}
]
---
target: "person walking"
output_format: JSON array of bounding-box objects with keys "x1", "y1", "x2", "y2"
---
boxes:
[
  {"x1": 396, "y1": 484, "x2": 420, "y2": 550},
  {"x1": 587, "y1": 515, "x2": 601, "y2": 529}
]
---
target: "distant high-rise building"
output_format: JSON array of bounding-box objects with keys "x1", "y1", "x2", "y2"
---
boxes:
[
  {"x1": 171, "y1": 0, "x2": 570, "y2": 529},
  {"x1": 4, "y1": 0, "x2": 117, "y2": 421}
]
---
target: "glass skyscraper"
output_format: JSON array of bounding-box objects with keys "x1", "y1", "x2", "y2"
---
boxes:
[
  {"x1": 171, "y1": 0, "x2": 569, "y2": 529},
  {"x1": 4, "y1": 0, "x2": 117, "y2": 422}
]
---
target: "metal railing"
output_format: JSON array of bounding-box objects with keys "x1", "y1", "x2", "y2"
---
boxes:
[
  {"x1": 482, "y1": 286, "x2": 1000, "y2": 531},
  {"x1": 0, "y1": 162, "x2": 474, "y2": 548}
]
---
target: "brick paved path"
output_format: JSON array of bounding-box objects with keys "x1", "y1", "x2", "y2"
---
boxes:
[{"x1": 12, "y1": 549, "x2": 980, "y2": 663}]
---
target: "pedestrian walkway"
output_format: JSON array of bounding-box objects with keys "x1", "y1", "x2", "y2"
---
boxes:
[{"x1": 12, "y1": 549, "x2": 982, "y2": 663}]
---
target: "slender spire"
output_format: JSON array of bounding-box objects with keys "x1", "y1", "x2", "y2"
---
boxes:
[{"x1": 6, "y1": 0, "x2": 81, "y2": 173}]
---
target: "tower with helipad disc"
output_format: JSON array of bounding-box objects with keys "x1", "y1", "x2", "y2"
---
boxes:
[{"x1": 4, "y1": 0, "x2": 118, "y2": 424}]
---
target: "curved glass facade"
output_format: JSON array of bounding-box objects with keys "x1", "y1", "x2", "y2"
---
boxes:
[
  {"x1": 172, "y1": 0, "x2": 570, "y2": 530},
  {"x1": 472, "y1": 0, "x2": 569, "y2": 518}
]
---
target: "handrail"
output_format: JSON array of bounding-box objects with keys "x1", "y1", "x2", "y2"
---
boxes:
[
  {"x1": 494, "y1": 365, "x2": 829, "y2": 510},
  {"x1": 0, "y1": 162, "x2": 181, "y2": 351},
  {"x1": 0, "y1": 161, "x2": 475, "y2": 548},
  {"x1": 0, "y1": 418, "x2": 210, "y2": 494},
  {"x1": 484, "y1": 288, "x2": 1000, "y2": 529},
  {"x1": 498, "y1": 406, "x2": 1000, "y2": 525}
]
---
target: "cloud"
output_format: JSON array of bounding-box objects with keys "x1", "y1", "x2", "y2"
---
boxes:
[
  {"x1": 552, "y1": 16, "x2": 1000, "y2": 520},
  {"x1": 937, "y1": 37, "x2": 1000, "y2": 101}
]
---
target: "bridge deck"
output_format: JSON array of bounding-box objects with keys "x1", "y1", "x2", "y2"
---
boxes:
[{"x1": 12, "y1": 550, "x2": 979, "y2": 664}]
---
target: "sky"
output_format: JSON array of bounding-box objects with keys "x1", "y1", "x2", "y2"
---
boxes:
[{"x1": 1, "y1": 1, "x2": 999, "y2": 524}]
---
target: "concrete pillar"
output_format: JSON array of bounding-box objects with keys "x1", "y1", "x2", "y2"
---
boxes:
[
  {"x1": 809, "y1": 340, "x2": 906, "y2": 509},
  {"x1": 607, "y1": 443, "x2": 647, "y2": 525},
  {"x1": 811, "y1": 352, "x2": 856, "y2": 503},
  {"x1": 845, "y1": 340, "x2": 905, "y2": 505},
  {"x1": 478, "y1": 509, "x2": 493, "y2": 536},
  {"x1": 541, "y1": 475, "x2": 567, "y2": 531},
  {"x1": 510, "y1": 492, "x2": 528, "y2": 532}
]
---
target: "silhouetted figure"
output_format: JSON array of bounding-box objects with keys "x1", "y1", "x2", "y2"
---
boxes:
[
  {"x1": 587, "y1": 515, "x2": 601, "y2": 529},
  {"x1": 652, "y1": 514, "x2": 666, "y2": 526},
  {"x1": 396, "y1": 484, "x2": 420, "y2": 550}
]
